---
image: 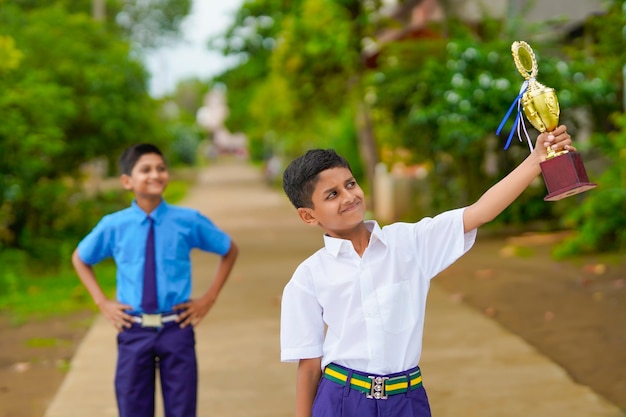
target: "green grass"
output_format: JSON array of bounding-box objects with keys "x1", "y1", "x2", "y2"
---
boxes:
[
  {"x1": 0, "y1": 261, "x2": 117, "y2": 324},
  {"x1": 25, "y1": 337, "x2": 72, "y2": 348}
]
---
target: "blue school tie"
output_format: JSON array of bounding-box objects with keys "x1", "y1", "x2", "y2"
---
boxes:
[{"x1": 141, "y1": 216, "x2": 158, "y2": 313}]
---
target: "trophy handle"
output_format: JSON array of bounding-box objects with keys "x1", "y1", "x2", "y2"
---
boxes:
[
  {"x1": 508, "y1": 41, "x2": 597, "y2": 201},
  {"x1": 512, "y1": 41, "x2": 537, "y2": 80}
]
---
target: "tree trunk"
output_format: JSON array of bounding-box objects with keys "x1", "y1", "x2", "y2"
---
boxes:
[
  {"x1": 356, "y1": 100, "x2": 378, "y2": 209},
  {"x1": 92, "y1": 0, "x2": 105, "y2": 21}
]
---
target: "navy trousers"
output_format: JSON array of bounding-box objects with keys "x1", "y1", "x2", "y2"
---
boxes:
[
  {"x1": 115, "y1": 322, "x2": 197, "y2": 417},
  {"x1": 312, "y1": 366, "x2": 432, "y2": 417}
]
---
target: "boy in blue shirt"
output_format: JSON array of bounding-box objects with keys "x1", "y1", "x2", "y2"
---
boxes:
[
  {"x1": 280, "y1": 127, "x2": 573, "y2": 417},
  {"x1": 72, "y1": 143, "x2": 238, "y2": 417}
]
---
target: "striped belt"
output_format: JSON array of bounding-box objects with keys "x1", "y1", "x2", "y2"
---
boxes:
[
  {"x1": 323, "y1": 363, "x2": 423, "y2": 400},
  {"x1": 131, "y1": 313, "x2": 179, "y2": 328}
]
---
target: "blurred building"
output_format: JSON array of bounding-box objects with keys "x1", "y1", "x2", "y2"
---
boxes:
[
  {"x1": 365, "y1": 0, "x2": 607, "y2": 66},
  {"x1": 196, "y1": 87, "x2": 248, "y2": 158}
]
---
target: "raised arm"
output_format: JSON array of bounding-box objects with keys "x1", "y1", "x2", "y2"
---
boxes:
[{"x1": 463, "y1": 125, "x2": 573, "y2": 233}]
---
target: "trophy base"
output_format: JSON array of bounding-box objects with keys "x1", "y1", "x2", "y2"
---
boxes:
[{"x1": 540, "y1": 151, "x2": 597, "y2": 201}]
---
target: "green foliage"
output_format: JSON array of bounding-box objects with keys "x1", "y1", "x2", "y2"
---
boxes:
[
  {"x1": 210, "y1": 0, "x2": 286, "y2": 149},
  {"x1": 0, "y1": 5, "x2": 170, "y2": 262},
  {"x1": 0, "y1": 35, "x2": 23, "y2": 71},
  {"x1": 214, "y1": 0, "x2": 624, "y2": 255},
  {"x1": 270, "y1": 0, "x2": 359, "y2": 112},
  {"x1": 12, "y1": 0, "x2": 192, "y2": 49},
  {"x1": 162, "y1": 178, "x2": 190, "y2": 204},
  {"x1": 554, "y1": 113, "x2": 626, "y2": 257},
  {"x1": 0, "y1": 176, "x2": 189, "y2": 320},
  {"x1": 114, "y1": 0, "x2": 192, "y2": 48},
  {"x1": 0, "y1": 1, "x2": 198, "y2": 321},
  {"x1": 167, "y1": 124, "x2": 202, "y2": 166},
  {"x1": 213, "y1": 0, "x2": 366, "y2": 165},
  {"x1": 370, "y1": 34, "x2": 530, "y2": 211},
  {"x1": 368, "y1": 16, "x2": 619, "y2": 224},
  {"x1": 548, "y1": 1, "x2": 626, "y2": 256}
]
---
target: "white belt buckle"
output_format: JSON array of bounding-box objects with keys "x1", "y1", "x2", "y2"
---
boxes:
[{"x1": 141, "y1": 314, "x2": 162, "y2": 328}]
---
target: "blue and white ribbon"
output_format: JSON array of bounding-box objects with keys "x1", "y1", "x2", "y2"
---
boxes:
[{"x1": 496, "y1": 80, "x2": 533, "y2": 152}]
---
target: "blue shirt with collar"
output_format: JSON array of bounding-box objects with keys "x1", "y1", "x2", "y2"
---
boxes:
[{"x1": 77, "y1": 199, "x2": 232, "y2": 313}]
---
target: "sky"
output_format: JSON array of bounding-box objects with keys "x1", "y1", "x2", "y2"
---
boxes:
[{"x1": 144, "y1": 0, "x2": 244, "y2": 97}]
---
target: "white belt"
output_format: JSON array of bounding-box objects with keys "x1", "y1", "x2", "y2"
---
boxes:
[{"x1": 131, "y1": 313, "x2": 179, "y2": 328}]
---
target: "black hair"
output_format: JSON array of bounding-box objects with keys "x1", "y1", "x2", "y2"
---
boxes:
[
  {"x1": 118, "y1": 143, "x2": 164, "y2": 175},
  {"x1": 282, "y1": 149, "x2": 352, "y2": 209}
]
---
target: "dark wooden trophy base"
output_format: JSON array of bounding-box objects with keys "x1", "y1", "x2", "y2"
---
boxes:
[{"x1": 540, "y1": 151, "x2": 597, "y2": 201}]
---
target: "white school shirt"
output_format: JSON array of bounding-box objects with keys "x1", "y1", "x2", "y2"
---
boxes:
[{"x1": 280, "y1": 207, "x2": 477, "y2": 375}]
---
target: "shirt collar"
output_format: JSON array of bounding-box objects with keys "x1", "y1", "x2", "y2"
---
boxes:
[
  {"x1": 130, "y1": 199, "x2": 168, "y2": 224},
  {"x1": 322, "y1": 220, "x2": 387, "y2": 257}
]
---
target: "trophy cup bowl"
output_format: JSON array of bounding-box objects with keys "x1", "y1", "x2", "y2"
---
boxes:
[{"x1": 512, "y1": 41, "x2": 597, "y2": 201}]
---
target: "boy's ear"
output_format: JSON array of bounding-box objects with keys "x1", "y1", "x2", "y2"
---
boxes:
[
  {"x1": 297, "y1": 207, "x2": 318, "y2": 226},
  {"x1": 120, "y1": 174, "x2": 133, "y2": 191}
]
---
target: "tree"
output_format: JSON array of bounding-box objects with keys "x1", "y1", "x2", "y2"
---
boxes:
[
  {"x1": 213, "y1": 0, "x2": 379, "y2": 182},
  {"x1": 10, "y1": 0, "x2": 192, "y2": 48},
  {"x1": 210, "y1": 0, "x2": 295, "y2": 160},
  {"x1": 552, "y1": 0, "x2": 626, "y2": 255},
  {"x1": 0, "y1": 5, "x2": 165, "y2": 259},
  {"x1": 211, "y1": 0, "x2": 624, "y2": 254}
]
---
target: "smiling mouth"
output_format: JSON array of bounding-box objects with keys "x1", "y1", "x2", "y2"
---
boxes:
[{"x1": 341, "y1": 201, "x2": 361, "y2": 213}]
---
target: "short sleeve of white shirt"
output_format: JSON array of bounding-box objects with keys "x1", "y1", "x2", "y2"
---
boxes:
[
  {"x1": 280, "y1": 261, "x2": 326, "y2": 362},
  {"x1": 406, "y1": 207, "x2": 476, "y2": 279}
]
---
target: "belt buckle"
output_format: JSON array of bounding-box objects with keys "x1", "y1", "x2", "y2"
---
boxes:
[
  {"x1": 366, "y1": 376, "x2": 389, "y2": 400},
  {"x1": 141, "y1": 314, "x2": 162, "y2": 328}
]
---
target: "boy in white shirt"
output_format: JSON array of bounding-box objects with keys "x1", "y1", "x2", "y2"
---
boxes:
[{"x1": 280, "y1": 126, "x2": 573, "y2": 417}]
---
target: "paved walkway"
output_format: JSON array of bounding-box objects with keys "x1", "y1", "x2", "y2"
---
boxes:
[{"x1": 44, "y1": 159, "x2": 624, "y2": 417}]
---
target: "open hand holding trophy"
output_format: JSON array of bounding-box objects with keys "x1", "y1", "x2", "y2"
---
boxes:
[{"x1": 510, "y1": 41, "x2": 596, "y2": 201}]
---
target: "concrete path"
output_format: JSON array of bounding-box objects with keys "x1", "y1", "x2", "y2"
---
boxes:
[{"x1": 44, "y1": 159, "x2": 624, "y2": 417}]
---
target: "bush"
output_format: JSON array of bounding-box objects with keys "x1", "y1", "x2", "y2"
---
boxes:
[{"x1": 554, "y1": 114, "x2": 626, "y2": 257}]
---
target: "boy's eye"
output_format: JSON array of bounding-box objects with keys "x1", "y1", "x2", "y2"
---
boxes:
[
  {"x1": 138, "y1": 165, "x2": 167, "y2": 174},
  {"x1": 347, "y1": 181, "x2": 356, "y2": 189},
  {"x1": 326, "y1": 191, "x2": 337, "y2": 199}
]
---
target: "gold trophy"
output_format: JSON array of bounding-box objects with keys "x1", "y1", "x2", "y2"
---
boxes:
[{"x1": 511, "y1": 41, "x2": 596, "y2": 201}]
